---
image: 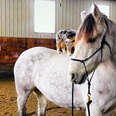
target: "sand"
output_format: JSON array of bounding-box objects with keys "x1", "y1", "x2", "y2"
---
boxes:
[
  {"x1": 0, "y1": 76, "x2": 85, "y2": 116},
  {"x1": 1, "y1": 76, "x2": 116, "y2": 116}
]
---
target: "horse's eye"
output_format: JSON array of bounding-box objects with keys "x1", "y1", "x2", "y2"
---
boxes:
[{"x1": 88, "y1": 37, "x2": 96, "y2": 43}]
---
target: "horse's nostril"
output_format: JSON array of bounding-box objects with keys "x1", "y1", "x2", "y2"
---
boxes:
[
  {"x1": 71, "y1": 73, "x2": 75, "y2": 80},
  {"x1": 71, "y1": 73, "x2": 79, "y2": 84}
]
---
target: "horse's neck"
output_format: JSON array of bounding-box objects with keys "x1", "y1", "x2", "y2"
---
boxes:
[
  {"x1": 108, "y1": 20, "x2": 116, "y2": 65},
  {"x1": 111, "y1": 23, "x2": 116, "y2": 38},
  {"x1": 99, "y1": 58, "x2": 116, "y2": 74}
]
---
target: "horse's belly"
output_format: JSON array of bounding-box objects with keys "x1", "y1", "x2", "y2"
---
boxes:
[
  {"x1": 35, "y1": 72, "x2": 84, "y2": 109},
  {"x1": 42, "y1": 87, "x2": 73, "y2": 108},
  {"x1": 37, "y1": 82, "x2": 84, "y2": 108},
  {"x1": 35, "y1": 75, "x2": 72, "y2": 108}
]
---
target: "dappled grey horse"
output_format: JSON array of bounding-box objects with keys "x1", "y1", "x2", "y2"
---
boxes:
[
  {"x1": 14, "y1": 4, "x2": 116, "y2": 116},
  {"x1": 14, "y1": 47, "x2": 84, "y2": 116},
  {"x1": 69, "y1": 4, "x2": 116, "y2": 116}
]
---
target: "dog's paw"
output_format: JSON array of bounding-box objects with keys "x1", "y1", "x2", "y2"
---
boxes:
[
  {"x1": 57, "y1": 49, "x2": 62, "y2": 54},
  {"x1": 67, "y1": 51, "x2": 72, "y2": 56}
]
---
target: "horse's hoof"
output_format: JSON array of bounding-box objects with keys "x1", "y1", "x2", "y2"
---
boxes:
[{"x1": 18, "y1": 112, "x2": 26, "y2": 116}]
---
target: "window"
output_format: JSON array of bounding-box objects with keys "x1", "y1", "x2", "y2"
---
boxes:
[
  {"x1": 98, "y1": 5, "x2": 109, "y2": 18},
  {"x1": 34, "y1": 0, "x2": 55, "y2": 33}
]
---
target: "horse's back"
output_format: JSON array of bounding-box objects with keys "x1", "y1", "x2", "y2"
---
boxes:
[
  {"x1": 14, "y1": 47, "x2": 56, "y2": 68},
  {"x1": 14, "y1": 47, "x2": 57, "y2": 90}
]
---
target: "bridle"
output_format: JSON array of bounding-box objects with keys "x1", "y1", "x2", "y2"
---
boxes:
[{"x1": 71, "y1": 30, "x2": 112, "y2": 116}]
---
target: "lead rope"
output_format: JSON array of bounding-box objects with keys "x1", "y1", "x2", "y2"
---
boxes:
[
  {"x1": 85, "y1": 47, "x2": 103, "y2": 116},
  {"x1": 83, "y1": 62, "x2": 93, "y2": 116},
  {"x1": 72, "y1": 83, "x2": 74, "y2": 116},
  {"x1": 83, "y1": 38, "x2": 104, "y2": 116}
]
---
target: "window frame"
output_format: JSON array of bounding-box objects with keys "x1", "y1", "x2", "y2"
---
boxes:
[
  {"x1": 97, "y1": 4, "x2": 110, "y2": 18},
  {"x1": 34, "y1": 0, "x2": 56, "y2": 34}
]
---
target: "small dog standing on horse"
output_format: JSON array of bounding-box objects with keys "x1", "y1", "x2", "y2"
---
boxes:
[{"x1": 56, "y1": 29, "x2": 76, "y2": 56}]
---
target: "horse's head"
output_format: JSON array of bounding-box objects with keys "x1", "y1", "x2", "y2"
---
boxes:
[{"x1": 69, "y1": 4, "x2": 113, "y2": 84}]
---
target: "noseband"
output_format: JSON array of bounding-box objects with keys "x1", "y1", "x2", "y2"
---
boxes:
[{"x1": 71, "y1": 31, "x2": 112, "y2": 116}]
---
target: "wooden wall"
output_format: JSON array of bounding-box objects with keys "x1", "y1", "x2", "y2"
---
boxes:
[
  {"x1": 0, "y1": 37, "x2": 56, "y2": 71},
  {"x1": 0, "y1": 0, "x2": 116, "y2": 38},
  {"x1": 0, "y1": 0, "x2": 116, "y2": 72}
]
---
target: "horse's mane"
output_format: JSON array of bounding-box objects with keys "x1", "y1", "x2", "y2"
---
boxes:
[
  {"x1": 75, "y1": 13, "x2": 115, "y2": 43},
  {"x1": 75, "y1": 14, "x2": 96, "y2": 42},
  {"x1": 79, "y1": 14, "x2": 96, "y2": 34},
  {"x1": 102, "y1": 14, "x2": 115, "y2": 34}
]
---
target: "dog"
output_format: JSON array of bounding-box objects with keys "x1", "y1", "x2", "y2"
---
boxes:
[{"x1": 56, "y1": 29, "x2": 76, "y2": 56}]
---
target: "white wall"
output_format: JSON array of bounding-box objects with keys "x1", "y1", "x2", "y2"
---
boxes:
[{"x1": 0, "y1": 0, "x2": 116, "y2": 38}]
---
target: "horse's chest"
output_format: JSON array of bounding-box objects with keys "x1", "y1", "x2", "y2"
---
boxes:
[{"x1": 81, "y1": 67, "x2": 116, "y2": 111}]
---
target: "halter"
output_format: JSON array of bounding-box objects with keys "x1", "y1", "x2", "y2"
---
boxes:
[{"x1": 71, "y1": 30, "x2": 112, "y2": 116}]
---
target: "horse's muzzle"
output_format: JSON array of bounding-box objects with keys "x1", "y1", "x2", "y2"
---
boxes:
[{"x1": 71, "y1": 73, "x2": 87, "y2": 84}]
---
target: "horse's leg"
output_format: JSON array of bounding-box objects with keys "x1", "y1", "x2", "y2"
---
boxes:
[
  {"x1": 17, "y1": 87, "x2": 32, "y2": 116},
  {"x1": 86, "y1": 103, "x2": 102, "y2": 116},
  {"x1": 34, "y1": 88, "x2": 48, "y2": 116}
]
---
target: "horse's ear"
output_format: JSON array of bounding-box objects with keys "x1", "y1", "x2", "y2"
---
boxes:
[
  {"x1": 80, "y1": 10, "x2": 87, "y2": 22},
  {"x1": 91, "y1": 4, "x2": 101, "y2": 21}
]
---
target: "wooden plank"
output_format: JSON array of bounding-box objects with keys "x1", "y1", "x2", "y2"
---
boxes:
[
  {"x1": 0, "y1": 0, "x2": 2, "y2": 36},
  {"x1": 1, "y1": 0, "x2": 6, "y2": 36},
  {"x1": 57, "y1": 0, "x2": 62, "y2": 30},
  {"x1": 17, "y1": 0, "x2": 22, "y2": 37},
  {"x1": 9, "y1": 0, "x2": 14, "y2": 36},
  {"x1": 13, "y1": 0, "x2": 18, "y2": 37},
  {"x1": 21, "y1": 0, "x2": 26, "y2": 37},
  {"x1": 5, "y1": 0, "x2": 10, "y2": 36},
  {"x1": 27, "y1": 38, "x2": 56, "y2": 49},
  {"x1": 62, "y1": 0, "x2": 66, "y2": 29},
  {"x1": 25, "y1": 0, "x2": 29, "y2": 37},
  {"x1": 0, "y1": 37, "x2": 56, "y2": 71},
  {"x1": 0, "y1": 37, "x2": 55, "y2": 63},
  {"x1": 29, "y1": 0, "x2": 33, "y2": 37}
]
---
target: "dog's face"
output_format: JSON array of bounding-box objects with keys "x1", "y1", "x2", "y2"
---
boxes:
[
  {"x1": 65, "y1": 30, "x2": 76, "y2": 47},
  {"x1": 56, "y1": 29, "x2": 76, "y2": 55}
]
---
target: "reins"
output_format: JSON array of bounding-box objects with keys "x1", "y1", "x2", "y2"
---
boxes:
[{"x1": 71, "y1": 31, "x2": 112, "y2": 116}]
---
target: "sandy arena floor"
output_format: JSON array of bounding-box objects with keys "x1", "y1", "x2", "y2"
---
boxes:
[
  {"x1": 0, "y1": 76, "x2": 85, "y2": 116},
  {"x1": 1, "y1": 76, "x2": 116, "y2": 116}
]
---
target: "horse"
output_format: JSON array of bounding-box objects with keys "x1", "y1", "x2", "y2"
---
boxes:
[
  {"x1": 56, "y1": 29, "x2": 76, "y2": 56},
  {"x1": 69, "y1": 4, "x2": 116, "y2": 116},
  {"x1": 14, "y1": 47, "x2": 85, "y2": 116},
  {"x1": 14, "y1": 4, "x2": 116, "y2": 116}
]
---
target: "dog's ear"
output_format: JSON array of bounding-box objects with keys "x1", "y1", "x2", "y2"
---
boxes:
[
  {"x1": 63, "y1": 30, "x2": 67, "y2": 34},
  {"x1": 66, "y1": 31, "x2": 76, "y2": 39}
]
